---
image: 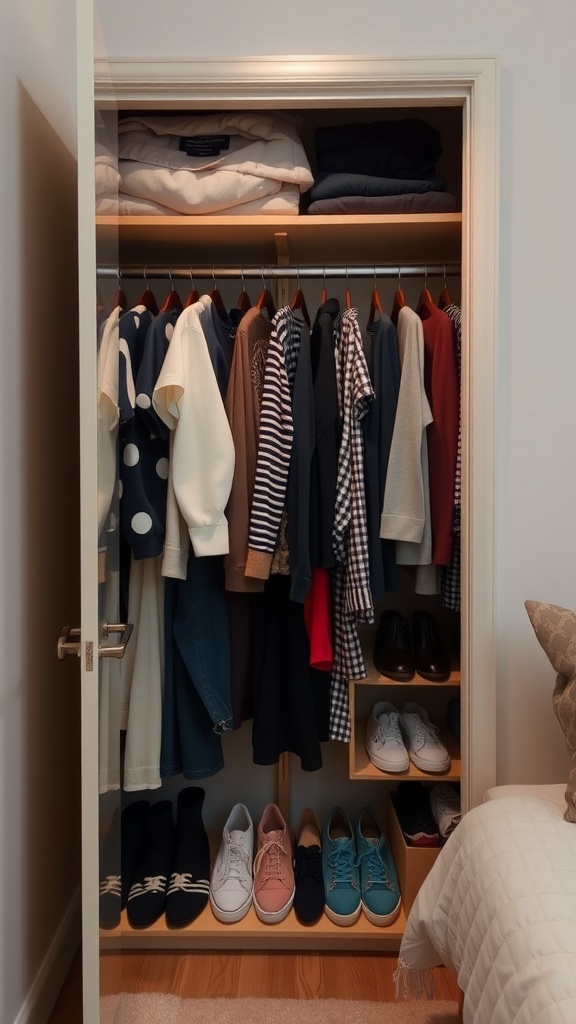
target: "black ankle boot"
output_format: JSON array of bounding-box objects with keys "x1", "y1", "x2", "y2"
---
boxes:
[
  {"x1": 165, "y1": 787, "x2": 211, "y2": 927},
  {"x1": 126, "y1": 800, "x2": 175, "y2": 927}
]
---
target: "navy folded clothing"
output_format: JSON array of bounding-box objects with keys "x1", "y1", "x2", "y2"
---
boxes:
[
  {"x1": 315, "y1": 118, "x2": 442, "y2": 179},
  {"x1": 310, "y1": 172, "x2": 447, "y2": 202},
  {"x1": 307, "y1": 192, "x2": 460, "y2": 215}
]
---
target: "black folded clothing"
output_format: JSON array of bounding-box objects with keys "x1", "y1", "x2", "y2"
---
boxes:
[
  {"x1": 310, "y1": 171, "x2": 447, "y2": 202},
  {"x1": 315, "y1": 118, "x2": 442, "y2": 180}
]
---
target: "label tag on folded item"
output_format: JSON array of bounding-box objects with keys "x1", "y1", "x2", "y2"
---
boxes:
[{"x1": 179, "y1": 135, "x2": 230, "y2": 157}]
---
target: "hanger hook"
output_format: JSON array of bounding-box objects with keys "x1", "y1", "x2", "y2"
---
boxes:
[
  {"x1": 373, "y1": 266, "x2": 377, "y2": 289},
  {"x1": 189, "y1": 267, "x2": 195, "y2": 288},
  {"x1": 424, "y1": 265, "x2": 428, "y2": 290},
  {"x1": 143, "y1": 265, "x2": 148, "y2": 285},
  {"x1": 212, "y1": 266, "x2": 217, "y2": 287},
  {"x1": 323, "y1": 265, "x2": 327, "y2": 287},
  {"x1": 241, "y1": 265, "x2": 245, "y2": 288},
  {"x1": 398, "y1": 266, "x2": 402, "y2": 288},
  {"x1": 296, "y1": 265, "x2": 300, "y2": 290},
  {"x1": 169, "y1": 266, "x2": 175, "y2": 291},
  {"x1": 443, "y1": 263, "x2": 448, "y2": 287}
]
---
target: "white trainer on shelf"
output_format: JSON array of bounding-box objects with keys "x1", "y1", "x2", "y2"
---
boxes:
[
  {"x1": 365, "y1": 701, "x2": 410, "y2": 773},
  {"x1": 209, "y1": 803, "x2": 254, "y2": 923},
  {"x1": 400, "y1": 702, "x2": 451, "y2": 773}
]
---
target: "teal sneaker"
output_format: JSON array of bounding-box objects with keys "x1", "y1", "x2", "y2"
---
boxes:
[
  {"x1": 356, "y1": 807, "x2": 401, "y2": 926},
  {"x1": 322, "y1": 807, "x2": 361, "y2": 926}
]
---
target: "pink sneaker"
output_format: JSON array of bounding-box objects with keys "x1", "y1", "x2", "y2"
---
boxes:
[{"x1": 253, "y1": 803, "x2": 295, "y2": 924}]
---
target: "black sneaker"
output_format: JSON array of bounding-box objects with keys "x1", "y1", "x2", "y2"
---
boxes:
[
  {"x1": 165, "y1": 787, "x2": 211, "y2": 927},
  {"x1": 127, "y1": 801, "x2": 175, "y2": 927},
  {"x1": 392, "y1": 782, "x2": 440, "y2": 848},
  {"x1": 293, "y1": 808, "x2": 324, "y2": 925}
]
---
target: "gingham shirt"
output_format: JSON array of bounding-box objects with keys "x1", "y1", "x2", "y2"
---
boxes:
[
  {"x1": 330, "y1": 309, "x2": 375, "y2": 741},
  {"x1": 440, "y1": 303, "x2": 462, "y2": 611}
]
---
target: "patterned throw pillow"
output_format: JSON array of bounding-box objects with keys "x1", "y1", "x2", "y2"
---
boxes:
[{"x1": 525, "y1": 600, "x2": 576, "y2": 823}]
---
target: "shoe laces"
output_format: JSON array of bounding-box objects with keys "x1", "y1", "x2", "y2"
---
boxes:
[
  {"x1": 223, "y1": 835, "x2": 251, "y2": 884},
  {"x1": 99, "y1": 875, "x2": 121, "y2": 897},
  {"x1": 127, "y1": 875, "x2": 167, "y2": 899},
  {"x1": 327, "y1": 840, "x2": 357, "y2": 888},
  {"x1": 167, "y1": 872, "x2": 210, "y2": 895},
  {"x1": 409, "y1": 714, "x2": 443, "y2": 747},
  {"x1": 356, "y1": 843, "x2": 394, "y2": 891},
  {"x1": 378, "y1": 712, "x2": 404, "y2": 746},
  {"x1": 254, "y1": 838, "x2": 288, "y2": 882},
  {"x1": 294, "y1": 846, "x2": 322, "y2": 883}
]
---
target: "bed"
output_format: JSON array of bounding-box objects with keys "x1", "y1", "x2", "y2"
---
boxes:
[{"x1": 396, "y1": 783, "x2": 576, "y2": 1024}]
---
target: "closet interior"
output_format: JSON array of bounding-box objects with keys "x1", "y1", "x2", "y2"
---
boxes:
[{"x1": 96, "y1": 101, "x2": 464, "y2": 953}]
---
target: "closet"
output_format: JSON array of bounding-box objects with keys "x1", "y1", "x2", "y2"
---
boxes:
[{"x1": 76, "y1": 50, "x2": 499, "y2": 1022}]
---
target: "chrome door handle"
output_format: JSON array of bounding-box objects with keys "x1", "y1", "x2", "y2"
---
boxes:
[
  {"x1": 57, "y1": 625, "x2": 82, "y2": 660},
  {"x1": 99, "y1": 622, "x2": 133, "y2": 659}
]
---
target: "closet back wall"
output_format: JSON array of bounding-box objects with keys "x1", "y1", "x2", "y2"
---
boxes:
[{"x1": 95, "y1": 0, "x2": 576, "y2": 788}]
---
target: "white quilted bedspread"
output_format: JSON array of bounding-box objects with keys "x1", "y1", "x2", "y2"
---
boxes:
[{"x1": 398, "y1": 794, "x2": 576, "y2": 1024}]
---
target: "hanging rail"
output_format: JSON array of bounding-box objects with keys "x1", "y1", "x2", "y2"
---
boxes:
[{"x1": 97, "y1": 262, "x2": 460, "y2": 281}]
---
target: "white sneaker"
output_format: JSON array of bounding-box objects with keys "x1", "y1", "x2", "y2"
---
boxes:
[
  {"x1": 400, "y1": 702, "x2": 451, "y2": 773},
  {"x1": 365, "y1": 701, "x2": 410, "y2": 773},
  {"x1": 210, "y1": 803, "x2": 254, "y2": 923}
]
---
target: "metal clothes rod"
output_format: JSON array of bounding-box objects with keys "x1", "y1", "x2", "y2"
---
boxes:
[{"x1": 97, "y1": 263, "x2": 461, "y2": 281}]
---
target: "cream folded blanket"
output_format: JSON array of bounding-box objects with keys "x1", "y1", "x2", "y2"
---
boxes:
[{"x1": 116, "y1": 112, "x2": 313, "y2": 214}]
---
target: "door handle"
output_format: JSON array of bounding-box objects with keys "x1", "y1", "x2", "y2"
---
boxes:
[
  {"x1": 99, "y1": 622, "x2": 133, "y2": 659},
  {"x1": 57, "y1": 625, "x2": 82, "y2": 660},
  {"x1": 57, "y1": 623, "x2": 133, "y2": 661}
]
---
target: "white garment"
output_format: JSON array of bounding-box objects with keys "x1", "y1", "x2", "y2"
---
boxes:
[
  {"x1": 96, "y1": 184, "x2": 301, "y2": 217},
  {"x1": 99, "y1": 569, "x2": 121, "y2": 794},
  {"x1": 116, "y1": 112, "x2": 313, "y2": 215},
  {"x1": 120, "y1": 555, "x2": 164, "y2": 791},
  {"x1": 153, "y1": 297, "x2": 235, "y2": 558},
  {"x1": 380, "y1": 305, "x2": 433, "y2": 566}
]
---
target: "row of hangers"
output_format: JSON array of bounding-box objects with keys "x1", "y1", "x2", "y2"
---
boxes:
[{"x1": 111, "y1": 266, "x2": 455, "y2": 330}]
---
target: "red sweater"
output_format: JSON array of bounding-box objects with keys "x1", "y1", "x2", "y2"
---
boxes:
[{"x1": 420, "y1": 303, "x2": 459, "y2": 566}]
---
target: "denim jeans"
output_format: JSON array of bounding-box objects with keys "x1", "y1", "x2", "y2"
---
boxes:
[{"x1": 160, "y1": 551, "x2": 232, "y2": 780}]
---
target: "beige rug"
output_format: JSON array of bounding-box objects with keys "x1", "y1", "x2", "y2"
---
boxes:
[{"x1": 101, "y1": 994, "x2": 459, "y2": 1024}]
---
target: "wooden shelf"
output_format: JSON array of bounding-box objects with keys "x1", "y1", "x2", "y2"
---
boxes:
[
  {"x1": 101, "y1": 902, "x2": 407, "y2": 951},
  {"x1": 96, "y1": 212, "x2": 462, "y2": 265}
]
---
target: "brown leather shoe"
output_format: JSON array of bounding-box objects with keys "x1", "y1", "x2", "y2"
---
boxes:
[
  {"x1": 373, "y1": 611, "x2": 415, "y2": 681},
  {"x1": 410, "y1": 611, "x2": 451, "y2": 681}
]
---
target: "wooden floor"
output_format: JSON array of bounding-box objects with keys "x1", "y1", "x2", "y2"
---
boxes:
[{"x1": 48, "y1": 948, "x2": 461, "y2": 1022}]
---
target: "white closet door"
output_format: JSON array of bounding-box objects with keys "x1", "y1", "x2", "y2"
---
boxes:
[{"x1": 77, "y1": 3, "x2": 124, "y2": 1022}]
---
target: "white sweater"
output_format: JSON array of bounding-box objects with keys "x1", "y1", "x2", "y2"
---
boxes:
[
  {"x1": 379, "y1": 305, "x2": 433, "y2": 565},
  {"x1": 153, "y1": 300, "x2": 235, "y2": 558}
]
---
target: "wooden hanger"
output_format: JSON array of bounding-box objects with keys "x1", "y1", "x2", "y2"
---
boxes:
[
  {"x1": 290, "y1": 269, "x2": 311, "y2": 326},
  {"x1": 255, "y1": 269, "x2": 276, "y2": 319},
  {"x1": 321, "y1": 268, "x2": 328, "y2": 304},
  {"x1": 210, "y1": 269, "x2": 228, "y2": 319},
  {"x1": 236, "y1": 269, "x2": 252, "y2": 313},
  {"x1": 391, "y1": 268, "x2": 407, "y2": 326},
  {"x1": 111, "y1": 288, "x2": 127, "y2": 311},
  {"x1": 416, "y1": 267, "x2": 437, "y2": 320},
  {"x1": 367, "y1": 270, "x2": 384, "y2": 326},
  {"x1": 438, "y1": 266, "x2": 454, "y2": 310},
  {"x1": 138, "y1": 268, "x2": 159, "y2": 316},
  {"x1": 160, "y1": 269, "x2": 183, "y2": 313},
  {"x1": 184, "y1": 270, "x2": 200, "y2": 308}
]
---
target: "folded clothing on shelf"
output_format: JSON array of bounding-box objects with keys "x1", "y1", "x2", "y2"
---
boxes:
[
  {"x1": 314, "y1": 118, "x2": 443, "y2": 179},
  {"x1": 108, "y1": 112, "x2": 313, "y2": 216},
  {"x1": 307, "y1": 192, "x2": 460, "y2": 215},
  {"x1": 392, "y1": 781, "x2": 440, "y2": 847}
]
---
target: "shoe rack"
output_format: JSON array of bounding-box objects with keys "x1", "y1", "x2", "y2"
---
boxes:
[{"x1": 348, "y1": 625, "x2": 461, "y2": 783}]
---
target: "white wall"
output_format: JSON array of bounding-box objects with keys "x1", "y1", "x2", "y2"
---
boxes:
[
  {"x1": 95, "y1": 0, "x2": 576, "y2": 787},
  {"x1": 0, "y1": 1, "x2": 80, "y2": 1023}
]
